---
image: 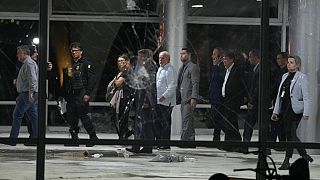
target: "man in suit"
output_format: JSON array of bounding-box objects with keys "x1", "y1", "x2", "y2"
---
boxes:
[
  {"x1": 221, "y1": 50, "x2": 246, "y2": 147},
  {"x1": 176, "y1": 48, "x2": 200, "y2": 142},
  {"x1": 269, "y1": 52, "x2": 288, "y2": 150},
  {"x1": 209, "y1": 47, "x2": 226, "y2": 141},
  {"x1": 243, "y1": 49, "x2": 260, "y2": 143}
]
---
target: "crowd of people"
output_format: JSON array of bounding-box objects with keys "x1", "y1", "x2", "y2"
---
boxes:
[
  {"x1": 106, "y1": 46, "x2": 313, "y2": 170},
  {"x1": 5, "y1": 42, "x2": 313, "y2": 170}
]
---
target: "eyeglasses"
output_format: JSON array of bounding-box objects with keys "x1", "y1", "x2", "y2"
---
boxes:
[
  {"x1": 117, "y1": 59, "x2": 126, "y2": 62},
  {"x1": 71, "y1": 49, "x2": 81, "y2": 52}
]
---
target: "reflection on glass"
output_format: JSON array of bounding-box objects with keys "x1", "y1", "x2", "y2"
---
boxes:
[
  {"x1": 0, "y1": 0, "x2": 38, "y2": 13},
  {"x1": 52, "y1": 0, "x2": 161, "y2": 16},
  {"x1": 188, "y1": 0, "x2": 278, "y2": 18}
]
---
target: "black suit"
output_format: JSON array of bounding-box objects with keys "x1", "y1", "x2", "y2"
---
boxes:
[
  {"x1": 223, "y1": 64, "x2": 246, "y2": 141},
  {"x1": 209, "y1": 62, "x2": 226, "y2": 140},
  {"x1": 243, "y1": 64, "x2": 259, "y2": 142}
]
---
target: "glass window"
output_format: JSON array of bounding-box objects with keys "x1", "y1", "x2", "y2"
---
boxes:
[
  {"x1": 188, "y1": 0, "x2": 279, "y2": 18},
  {"x1": 0, "y1": 0, "x2": 38, "y2": 13},
  {"x1": 48, "y1": 21, "x2": 159, "y2": 126},
  {"x1": 52, "y1": 0, "x2": 162, "y2": 16},
  {"x1": 0, "y1": 20, "x2": 39, "y2": 101},
  {"x1": 188, "y1": 24, "x2": 281, "y2": 100}
]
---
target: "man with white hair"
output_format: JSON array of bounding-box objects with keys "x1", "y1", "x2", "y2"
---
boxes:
[{"x1": 154, "y1": 51, "x2": 177, "y2": 149}]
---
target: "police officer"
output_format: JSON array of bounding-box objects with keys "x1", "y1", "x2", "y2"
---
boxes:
[{"x1": 65, "y1": 42, "x2": 98, "y2": 146}]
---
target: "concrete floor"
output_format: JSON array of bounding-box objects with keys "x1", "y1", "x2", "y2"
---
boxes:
[{"x1": 0, "y1": 131, "x2": 319, "y2": 180}]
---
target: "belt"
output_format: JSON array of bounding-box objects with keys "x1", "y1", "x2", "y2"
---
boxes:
[{"x1": 20, "y1": 91, "x2": 38, "y2": 94}]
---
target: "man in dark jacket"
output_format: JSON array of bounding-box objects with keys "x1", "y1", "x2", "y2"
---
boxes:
[
  {"x1": 209, "y1": 47, "x2": 226, "y2": 141},
  {"x1": 64, "y1": 42, "x2": 98, "y2": 147}
]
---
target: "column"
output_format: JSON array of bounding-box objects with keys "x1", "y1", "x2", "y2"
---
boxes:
[
  {"x1": 164, "y1": 0, "x2": 187, "y2": 137},
  {"x1": 289, "y1": 0, "x2": 320, "y2": 154}
]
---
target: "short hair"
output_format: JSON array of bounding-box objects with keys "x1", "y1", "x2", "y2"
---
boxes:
[
  {"x1": 159, "y1": 51, "x2": 170, "y2": 60},
  {"x1": 223, "y1": 50, "x2": 236, "y2": 60},
  {"x1": 213, "y1": 47, "x2": 223, "y2": 55},
  {"x1": 288, "y1": 55, "x2": 302, "y2": 69},
  {"x1": 69, "y1": 42, "x2": 83, "y2": 50},
  {"x1": 17, "y1": 45, "x2": 31, "y2": 55},
  {"x1": 278, "y1": 52, "x2": 288, "y2": 59},
  {"x1": 181, "y1": 47, "x2": 191, "y2": 54},
  {"x1": 249, "y1": 49, "x2": 260, "y2": 58}
]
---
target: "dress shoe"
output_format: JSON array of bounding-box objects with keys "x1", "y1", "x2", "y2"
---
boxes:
[
  {"x1": 86, "y1": 132, "x2": 99, "y2": 147},
  {"x1": 139, "y1": 148, "x2": 152, "y2": 154},
  {"x1": 238, "y1": 147, "x2": 249, "y2": 154},
  {"x1": 302, "y1": 154, "x2": 313, "y2": 163},
  {"x1": 158, "y1": 146, "x2": 170, "y2": 150},
  {"x1": 125, "y1": 147, "x2": 140, "y2": 153}
]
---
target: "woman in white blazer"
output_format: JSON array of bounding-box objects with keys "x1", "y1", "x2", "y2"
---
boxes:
[{"x1": 271, "y1": 55, "x2": 313, "y2": 170}]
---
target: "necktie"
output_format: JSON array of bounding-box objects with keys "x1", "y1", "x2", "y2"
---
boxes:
[{"x1": 178, "y1": 64, "x2": 186, "y2": 87}]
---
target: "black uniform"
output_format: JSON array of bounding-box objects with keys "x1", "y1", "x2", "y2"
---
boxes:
[{"x1": 64, "y1": 57, "x2": 96, "y2": 138}]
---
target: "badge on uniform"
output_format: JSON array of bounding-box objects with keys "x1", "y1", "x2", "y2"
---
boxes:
[
  {"x1": 76, "y1": 65, "x2": 80, "y2": 71},
  {"x1": 88, "y1": 65, "x2": 91, "y2": 69}
]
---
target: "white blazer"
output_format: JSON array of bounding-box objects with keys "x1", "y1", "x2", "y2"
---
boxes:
[{"x1": 273, "y1": 71, "x2": 310, "y2": 117}]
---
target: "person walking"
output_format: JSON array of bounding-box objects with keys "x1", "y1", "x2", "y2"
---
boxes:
[
  {"x1": 9, "y1": 45, "x2": 38, "y2": 145},
  {"x1": 64, "y1": 42, "x2": 98, "y2": 147},
  {"x1": 271, "y1": 55, "x2": 313, "y2": 170},
  {"x1": 154, "y1": 51, "x2": 177, "y2": 149}
]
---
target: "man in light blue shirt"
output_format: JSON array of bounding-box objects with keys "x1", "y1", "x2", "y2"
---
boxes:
[{"x1": 154, "y1": 51, "x2": 177, "y2": 149}]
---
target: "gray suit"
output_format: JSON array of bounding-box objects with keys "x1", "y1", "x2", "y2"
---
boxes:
[
  {"x1": 177, "y1": 60, "x2": 200, "y2": 141},
  {"x1": 273, "y1": 71, "x2": 310, "y2": 116}
]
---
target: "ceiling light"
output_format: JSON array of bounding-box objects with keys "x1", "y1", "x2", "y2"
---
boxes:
[
  {"x1": 33, "y1": 37, "x2": 39, "y2": 45},
  {"x1": 192, "y1": 4, "x2": 203, "y2": 8}
]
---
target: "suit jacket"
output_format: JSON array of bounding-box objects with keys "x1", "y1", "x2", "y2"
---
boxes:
[
  {"x1": 177, "y1": 60, "x2": 200, "y2": 105},
  {"x1": 224, "y1": 64, "x2": 246, "y2": 110},
  {"x1": 249, "y1": 64, "x2": 260, "y2": 107},
  {"x1": 273, "y1": 71, "x2": 310, "y2": 116},
  {"x1": 209, "y1": 62, "x2": 225, "y2": 103}
]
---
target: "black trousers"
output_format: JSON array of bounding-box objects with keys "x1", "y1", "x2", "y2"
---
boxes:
[
  {"x1": 131, "y1": 107, "x2": 155, "y2": 151},
  {"x1": 210, "y1": 102, "x2": 225, "y2": 140},
  {"x1": 280, "y1": 109, "x2": 306, "y2": 158},
  {"x1": 66, "y1": 93, "x2": 95, "y2": 135},
  {"x1": 243, "y1": 106, "x2": 258, "y2": 142},
  {"x1": 154, "y1": 104, "x2": 173, "y2": 141},
  {"x1": 223, "y1": 103, "x2": 242, "y2": 141}
]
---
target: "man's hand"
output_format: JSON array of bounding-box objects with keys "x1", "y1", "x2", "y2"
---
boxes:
[
  {"x1": 47, "y1": 62, "x2": 53, "y2": 71},
  {"x1": 271, "y1": 113, "x2": 279, "y2": 121},
  {"x1": 83, "y1": 95, "x2": 90, "y2": 102},
  {"x1": 159, "y1": 96, "x2": 166, "y2": 102},
  {"x1": 190, "y1": 99, "x2": 197, "y2": 109},
  {"x1": 302, "y1": 116, "x2": 309, "y2": 121},
  {"x1": 13, "y1": 79, "x2": 17, "y2": 87},
  {"x1": 29, "y1": 93, "x2": 34, "y2": 102}
]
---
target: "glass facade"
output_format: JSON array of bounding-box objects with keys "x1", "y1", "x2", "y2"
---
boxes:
[{"x1": 1, "y1": 0, "x2": 319, "y2": 179}]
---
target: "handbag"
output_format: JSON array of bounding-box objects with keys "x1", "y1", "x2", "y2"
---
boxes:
[{"x1": 105, "y1": 77, "x2": 116, "y2": 102}]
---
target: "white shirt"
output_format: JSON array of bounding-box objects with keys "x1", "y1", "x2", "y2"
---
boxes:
[
  {"x1": 156, "y1": 63, "x2": 177, "y2": 106},
  {"x1": 222, "y1": 63, "x2": 234, "y2": 97}
]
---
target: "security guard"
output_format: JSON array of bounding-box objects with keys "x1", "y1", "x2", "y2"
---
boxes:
[{"x1": 65, "y1": 42, "x2": 98, "y2": 146}]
